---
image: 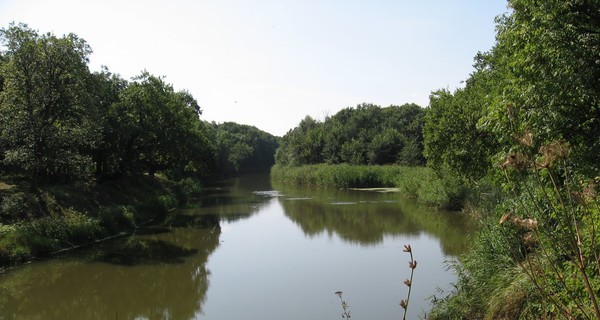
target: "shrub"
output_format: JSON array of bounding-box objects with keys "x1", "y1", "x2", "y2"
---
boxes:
[
  {"x1": 0, "y1": 192, "x2": 29, "y2": 222},
  {"x1": 98, "y1": 205, "x2": 137, "y2": 234}
]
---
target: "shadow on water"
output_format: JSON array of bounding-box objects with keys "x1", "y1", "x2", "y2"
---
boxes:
[
  {"x1": 0, "y1": 214, "x2": 221, "y2": 319},
  {"x1": 272, "y1": 182, "x2": 475, "y2": 256},
  {"x1": 96, "y1": 238, "x2": 199, "y2": 266}
]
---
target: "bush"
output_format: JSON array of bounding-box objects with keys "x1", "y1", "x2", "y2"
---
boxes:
[
  {"x1": 98, "y1": 205, "x2": 137, "y2": 234},
  {"x1": 173, "y1": 177, "x2": 203, "y2": 204},
  {"x1": 0, "y1": 192, "x2": 29, "y2": 222},
  {"x1": 16, "y1": 209, "x2": 102, "y2": 255}
]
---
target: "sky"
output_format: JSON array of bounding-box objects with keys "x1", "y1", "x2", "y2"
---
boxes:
[{"x1": 0, "y1": 0, "x2": 508, "y2": 136}]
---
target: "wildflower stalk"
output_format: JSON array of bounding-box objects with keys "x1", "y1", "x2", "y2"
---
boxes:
[
  {"x1": 549, "y1": 167, "x2": 600, "y2": 319},
  {"x1": 500, "y1": 138, "x2": 600, "y2": 319},
  {"x1": 335, "y1": 291, "x2": 351, "y2": 319},
  {"x1": 400, "y1": 244, "x2": 417, "y2": 320}
]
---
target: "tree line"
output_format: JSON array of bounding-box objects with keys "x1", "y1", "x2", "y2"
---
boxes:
[
  {"x1": 0, "y1": 23, "x2": 278, "y2": 185},
  {"x1": 275, "y1": 103, "x2": 425, "y2": 166}
]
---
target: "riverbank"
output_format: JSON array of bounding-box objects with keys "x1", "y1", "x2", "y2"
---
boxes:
[
  {"x1": 0, "y1": 175, "x2": 202, "y2": 267},
  {"x1": 271, "y1": 164, "x2": 471, "y2": 210}
]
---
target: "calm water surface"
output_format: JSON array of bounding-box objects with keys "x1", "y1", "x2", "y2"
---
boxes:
[{"x1": 0, "y1": 175, "x2": 474, "y2": 319}]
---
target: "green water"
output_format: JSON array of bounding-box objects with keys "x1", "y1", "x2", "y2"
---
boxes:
[{"x1": 0, "y1": 174, "x2": 474, "y2": 319}]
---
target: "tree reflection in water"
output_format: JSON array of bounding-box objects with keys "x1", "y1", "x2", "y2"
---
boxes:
[
  {"x1": 0, "y1": 216, "x2": 220, "y2": 320},
  {"x1": 275, "y1": 185, "x2": 474, "y2": 256}
]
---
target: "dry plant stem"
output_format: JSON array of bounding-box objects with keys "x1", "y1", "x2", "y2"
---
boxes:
[
  {"x1": 401, "y1": 245, "x2": 416, "y2": 320},
  {"x1": 548, "y1": 170, "x2": 600, "y2": 320},
  {"x1": 524, "y1": 253, "x2": 577, "y2": 319},
  {"x1": 593, "y1": 201, "x2": 600, "y2": 278},
  {"x1": 335, "y1": 291, "x2": 351, "y2": 319},
  {"x1": 498, "y1": 221, "x2": 575, "y2": 319},
  {"x1": 502, "y1": 169, "x2": 585, "y2": 318}
]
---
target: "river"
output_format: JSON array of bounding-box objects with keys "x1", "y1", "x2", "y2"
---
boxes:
[{"x1": 0, "y1": 174, "x2": 474, "y2": 319}]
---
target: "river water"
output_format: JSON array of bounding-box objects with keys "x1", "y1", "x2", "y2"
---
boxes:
[{"x1": 0, "y1": 175, "x2": 473, "y2": 319}]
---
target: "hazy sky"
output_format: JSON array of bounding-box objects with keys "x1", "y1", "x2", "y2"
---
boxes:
[{"x1": 0, "y1": 0, "x2": 508, "y2": 136}]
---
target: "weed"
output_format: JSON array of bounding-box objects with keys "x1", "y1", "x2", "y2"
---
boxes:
[
  {"x1": 334, "y1": 291, "x2": 351, "y2": 319},
  {"x1": 400, "y1": 244, "x2": 417, "y2": 320}
]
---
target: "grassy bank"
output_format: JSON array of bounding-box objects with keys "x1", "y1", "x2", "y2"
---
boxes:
[
  {"x1": 0, "y1": 175, "x2": 202, "y2": 266},
  {"x1": 428, "y1": 164, "x2": 600, "y2": 319},
  {"x1": 271, "y1": 164, "x2": 471, "y2": 210}
]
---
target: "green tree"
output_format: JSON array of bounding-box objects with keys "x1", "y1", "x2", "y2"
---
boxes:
[
  {"x1": 276, "y1": 103, "x2": 425, "y2": 167},
  {"x1": 367, "y1": 128, "x2": 404, "y2": 165},
  {"x1": 424, "y1": 63, "x2": 500, "y2": 180},
  {"x1": 0, "y1": 23, "x2": 97, "y2": 184},
  {"x1": 85, "y1": 67, "x2": 128, "y2": 178},
  {"x1": 275, "y1": 116, "x2": 324, "y2": 166},
  {"x1": 110, "y1": 72, "x2": 212, "y2": 176},
  {"x1": 213, "y1": 122, "x2": 278, "y2": 175},
  {"x1": 483, "y1": 0, "x2": 600, "y2": 175}
]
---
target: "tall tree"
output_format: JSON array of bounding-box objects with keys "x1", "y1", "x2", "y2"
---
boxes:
[
  {"x1": 110, "y1": 71, "x2": 213, "y2": 176},
  {"x1": 484, "y1": 0, "x2": 600, "y2": 174},
  {"x1": 86, "y1": 67, "x2": 128, "y2": 178},
  {"x1": 423, "y1": 60, "x2": 500, "y2": 180},
  {"x1": 0, "y1": 23, "x2": 96, "y2": 184}
]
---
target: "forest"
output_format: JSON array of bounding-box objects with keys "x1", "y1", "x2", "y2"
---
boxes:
[
  {"x1": 275, "y1": 102, "x2": 425, "y2": 166},
  {"x1": 0, "y1": 23, "x2": 278, "y2": 185}
]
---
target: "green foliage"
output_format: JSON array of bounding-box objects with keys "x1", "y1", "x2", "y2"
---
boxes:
[
  {"x1": 275, "y1": 103, "x2": 425, "y2": 167},
  {"x1": 14, "y1": 209, "x2": 102, "y2": 257},
  {"x1": 427, "y1": 1, "x2": 600, "y2": 318},
  {"x1": 271, "y1": 164, "x2": 401, "y2": 188},
  {"x1": 0, "y1": 23, "x2": 231, "y2": 182},
  {"x1": 0, "y1": 192, "x2": 29, "y2": 222},
  {"x1": 212, "y1": 122, "x2": 279, "y2": 175},
  {"x1": 272, "y1": 164, "x2": 468, "y2": 209},
  {"x1": 0, "y1": 23, "x2": 97, "y2": 183},
  {"x1": 423, "y1": 66, "x2": 500, "y2": 180},
  {"x1": 109, "y1": 71, "x2": 214, "y2": 176},
  {"x1": 97, "y1": 205, "x2": 136, "y2": 234},
  {"x1": 482, "y1": 0, "x2": 600, "y2": 175}
]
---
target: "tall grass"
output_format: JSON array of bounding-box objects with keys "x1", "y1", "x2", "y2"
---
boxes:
[
  {"x1": 271, "y1": 164, "x2": 469, "y2": 209},
  {"x1": 430, "y1": 140, "x2": 600, "y2": 319}
]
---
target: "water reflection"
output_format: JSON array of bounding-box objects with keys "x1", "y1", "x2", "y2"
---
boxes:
[
  {"x1": 274, "y1": 184, "x2": 474, "y2": 255},
  {"x1": 180, "y1": 174, "x2": 274, "y2": 222},
  {"x1": 0, "y1": 175, "x2": 474, "y2": 319},
  {"x1": 0, "y1": 219, "x2": 220, "y2": 319}
]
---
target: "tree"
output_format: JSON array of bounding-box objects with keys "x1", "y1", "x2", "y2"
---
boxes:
[
  {"x1": 0, "y1": 23, "x2": 97, "y2": 184},
  {"x1": 85, "y1": 67, "x2": 128, "y2": 178},
  {"x1": 275, "y1": 116, "x2": 324, "y2": 166},
  {"x1": 276, "y1": 103, "x2": 425, "y2": 167},
  {"x1": 110, "y1": 71, "x2": 213, "y2": 176},
  {"x1": 483, "y1": 0, "x2": 600, "y2": 174},
  {"x1": 424, "y1": 61, "x2": 500, "y2": 180}
]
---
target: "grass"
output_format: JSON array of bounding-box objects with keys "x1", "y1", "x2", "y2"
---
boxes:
[
  {"x1": 429, "y1": 142, "x2": 600, "y2": 319},
  {"x1": 271, "y1": 164, "x2": 470, "y2": 210},
  {"x1": 0, "y1": 174, "x2": 203, "y2": 266}
]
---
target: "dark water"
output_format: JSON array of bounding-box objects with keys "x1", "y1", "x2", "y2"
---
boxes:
[{"x1": 0, "y1": 175, "x2": 474, "y2": 319}]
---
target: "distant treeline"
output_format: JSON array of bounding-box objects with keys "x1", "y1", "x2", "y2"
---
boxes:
[
  {"x1": 0, "y1": 23, "x2": 278, "y2": 185},
  {"x1": 275, "y1": 103, "x2": 425, "y2": 166}
]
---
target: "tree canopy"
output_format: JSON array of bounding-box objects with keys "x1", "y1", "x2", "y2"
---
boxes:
[
  {"x1": 275, "y1": 103, "x2": 425, "y2": 167},
  {"x1": 424, "y1": 0, "x2": 600, "y2": 179},
  {"x1": 0, "y1": 23, "x2": 278, "y2": 183}
]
